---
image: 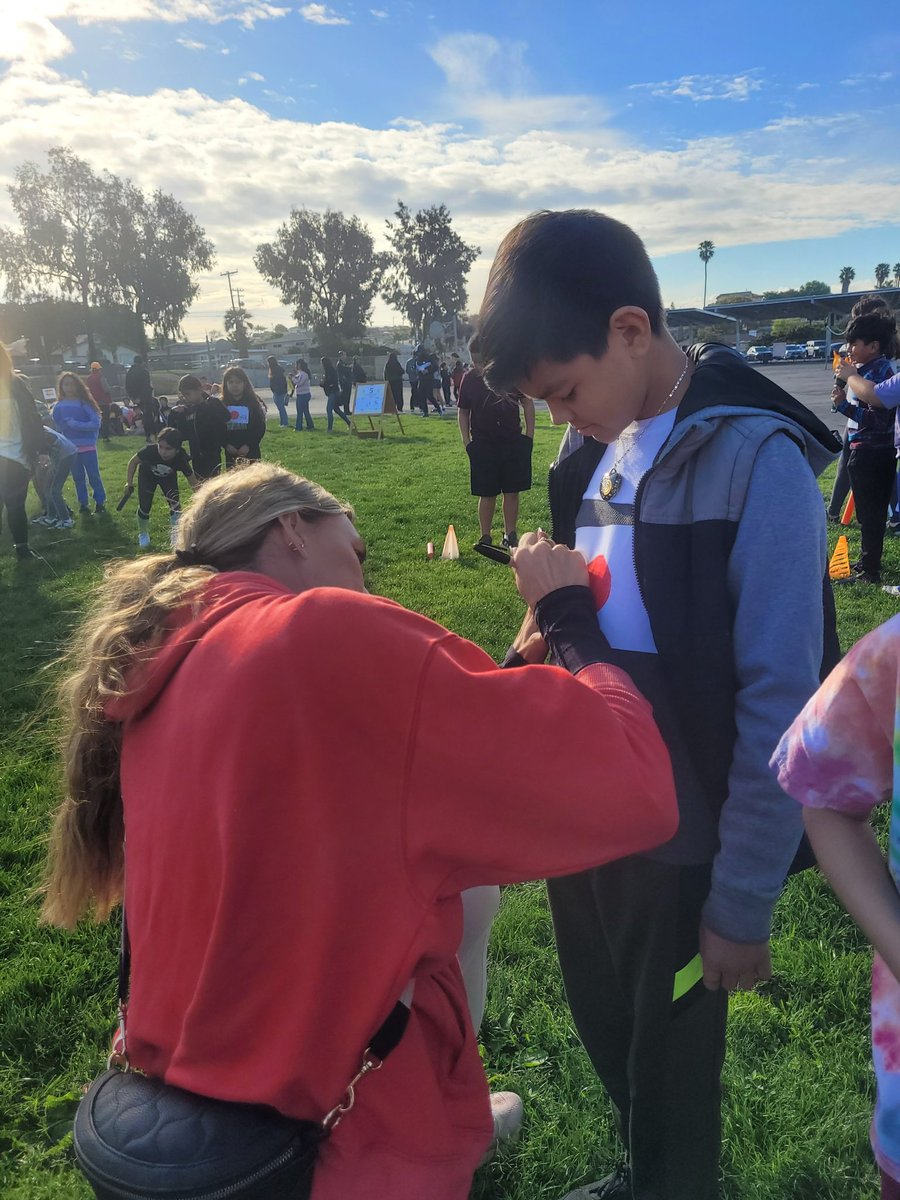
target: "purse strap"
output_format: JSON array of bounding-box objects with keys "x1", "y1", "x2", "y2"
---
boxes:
[{"x1": 114, "y1": 905, "x2": 410, "y2": 1133}]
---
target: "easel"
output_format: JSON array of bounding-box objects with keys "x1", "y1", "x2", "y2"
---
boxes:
[{"x1": 350, "y1": 382, "x2": 405, "y2": 439}]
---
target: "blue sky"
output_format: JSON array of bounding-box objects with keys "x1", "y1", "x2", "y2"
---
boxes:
[{"x1": 1, "y1": 1, "x2": 898, "y2": 335}]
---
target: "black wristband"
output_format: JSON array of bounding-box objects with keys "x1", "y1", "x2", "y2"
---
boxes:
[
  {"x1": 500, "y1": 647, "x2": 528, "y2": 669},
  {"x1": 534, "y1": 585, "x2": 612, "y2": 674}
]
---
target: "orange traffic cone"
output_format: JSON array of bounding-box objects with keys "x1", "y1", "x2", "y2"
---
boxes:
[
  {"x1": 828, "y1": 534, "x2": 851, "y2": 580},
  {"x1": 840, "y1": 493, "x2": 855, "y2": 525},
  {"x1": 441, "y1": 524, "x2": 460, "y2": 560}
]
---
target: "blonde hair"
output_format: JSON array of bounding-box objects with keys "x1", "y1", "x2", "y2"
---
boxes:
[{"x1": 41, "y1": 463, "x2": 351, "y2": 928}]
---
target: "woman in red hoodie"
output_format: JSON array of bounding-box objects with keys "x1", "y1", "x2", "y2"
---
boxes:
[{"x1": 42, "y1": 462, "x2": 676, "y2": 1200}]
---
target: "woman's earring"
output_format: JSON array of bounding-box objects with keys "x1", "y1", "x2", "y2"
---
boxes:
[{"x1": 288, "y1": 541, "x2": 305, "y2": 553}]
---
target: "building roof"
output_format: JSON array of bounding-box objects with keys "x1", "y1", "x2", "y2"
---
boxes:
[{"x1": 667, "y1": 286, "x2": 900, "y2": 329}]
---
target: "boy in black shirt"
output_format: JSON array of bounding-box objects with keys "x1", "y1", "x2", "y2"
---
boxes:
[
  {"x1": 121, "y1": 427, "x2": 198, "y2": 548},
  {"x1": 169, "y1": 375, "x2": 230, "y2": 480}
]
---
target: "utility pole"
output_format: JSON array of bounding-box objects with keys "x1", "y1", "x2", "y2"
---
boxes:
[{"x1": 220, "y1": 269, "x2": 238, "y2": 312}]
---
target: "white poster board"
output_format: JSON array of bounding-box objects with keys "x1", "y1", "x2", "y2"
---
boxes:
[
  {"x1": 42, "y1": 387, "x2": 57, "y2": 401},
  {"x1": 352, "y1": 382, "x2": 387, "y2": 416}
]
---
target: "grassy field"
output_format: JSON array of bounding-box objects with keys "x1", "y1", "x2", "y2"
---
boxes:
[{"x1": 1, "y1": 411, "x2": 899, "y2": 1199}]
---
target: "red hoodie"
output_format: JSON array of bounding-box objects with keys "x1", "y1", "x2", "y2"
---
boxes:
[{"x1": 106, "y1": 573, "x2": 676, "y2": 1200}]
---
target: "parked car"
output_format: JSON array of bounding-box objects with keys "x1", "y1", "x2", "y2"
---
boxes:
[
  {"x1": 805, "y1": 340, "x2": 829, "y2": 359},
  {"x1": 784, "y1": 344, "x2": 806, "y2": 361},
  {"x1": 746, "y1": 345, "x2": 774, "y2": 363}
]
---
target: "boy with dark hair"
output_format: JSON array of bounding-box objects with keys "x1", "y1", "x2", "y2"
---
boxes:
[
  {"x1": 831, "y1": 309, "x2": 897, "y2": 583},
  {"x1": 169, "y1": 375, "x2": 230, "y2": 481},
  {"x1": 479, "y1": 209, "x2": 840, "y2": 1200},
  {"x1": 121, "y1": 427, "x2": 199, "y2": 549}
]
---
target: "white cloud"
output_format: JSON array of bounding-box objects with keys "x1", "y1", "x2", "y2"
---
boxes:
[
  {"x1": 177, "y1": 38, "x2": 207, "y2": 50},
  {"x1": 796, "y1": 81, "x2": 819, "y2": 91},
  {"x1": 370, "y1": 8, "x2": 388, "y2": 17},
  {"x1": 299, "y1": 4, "x2": 350, "y2": 25},
  {"x1": 630, "y1": 71, "x2": 764, "y2": 102},
  {"x1": 238, "y1": 71, "x2": 265, "y2": 83},
  {"x1": 0, "y1": 65, "x2": 897, "y2": 332},
  {"x1": 841, "y1": 72, "x2": 894, "y2": 86},
  {"x1": 0, "y1": 17, "x2": 74, "y2": 64},
  {"x1": 429, "y1": 34, "x2": 610, "y2": 134},
  {"x1": 1, "y1": 3, "x2": 290, "y2": 65}
]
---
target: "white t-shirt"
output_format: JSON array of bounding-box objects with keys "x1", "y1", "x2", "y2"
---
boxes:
[
  {"x1": 0, "y1": 396, "x2": 27, "y2": 466},
  {"x1": 574, "y1": 409, "x2": 677, "y2": 653}
]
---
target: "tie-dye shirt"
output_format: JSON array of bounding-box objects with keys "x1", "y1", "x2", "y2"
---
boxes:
[{"x1": 771, "y1": 613, "x2": 900, "y2": 1181}]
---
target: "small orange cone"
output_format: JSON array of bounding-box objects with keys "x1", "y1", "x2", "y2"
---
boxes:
[
  {"x1": 840, "y1": 493, "x2": 855, "y2": 525},
  {"x1": 829, "y1": 534, "x2": 851, "y2": 580},
  {"x1": 441, "y1": 524, "x2": 459, "y2": 560}
]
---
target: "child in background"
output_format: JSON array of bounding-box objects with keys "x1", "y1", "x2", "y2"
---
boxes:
[
  {"x1": 291, "y1": 358, "x2": 314, "y2": 431},
  {"x1": 33, "y1": 426, "x2": 77, "y2": 528},
  {"x1": 832, "y1": 310, "x2": 897, "y2": 584},
  {"x1": 52, "y1": 371, "x2": 107, "y2": 514},
  {"x1": 158, "y1": 395, "x2": 172, "y2": 427},
  {"x1": 121, "y1": 427, "x2": 198, "y2": 549},
  {"x1": 221, "y1": 367, "x2": 267, "y2": 467},
  {"x1": 773, "y1": 615, "x2": 900, "y2": 1200},
  {"x1": 168, "y1": 375, "x2": 229, "y2": 480}
]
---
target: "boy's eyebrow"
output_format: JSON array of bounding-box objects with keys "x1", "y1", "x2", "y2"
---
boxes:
[{"x1": 531, "y1": 379, "x2": 565, "y2": 401}]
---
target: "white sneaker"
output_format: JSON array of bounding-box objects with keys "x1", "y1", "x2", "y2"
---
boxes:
[
  {"x1": 138, "y1": 532, "x2": 151, "y2": 548},
  {"x1": 882, "y1": 585, "x2": 900, "y2": 597},
  {"x1": 57, "y1": 518, "x2": 75, "y2": 529}
]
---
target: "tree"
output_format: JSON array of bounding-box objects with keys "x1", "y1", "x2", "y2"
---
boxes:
[
  {"x1": 698, "y1": 241, "x2": 715, "y2": 308},
  {"x1": 103, "y1": 180, "x2": 215, "y2": 351},
  {"x1": 0, "y1": 147, "x2": 116, "y2": 359},
  {"x1": 0, "y1": 298, "x2": 84, "y2": 360},
  {"x1": 0, "y1": 146, "x2": 214, "y2": 358},
  {"x1": 273, "y1": 323, "x2": 288, "y2": 336},
  {"x1": 875, "y1": 263, "x2": 891, "y2": 289},
  {"x1": 254, "y1": 209, "x2": 387, "y2": 349},
  {"x1": 382, "y1": 202, "x2": 479, "y2": 340},
  {"x1": 762, "y1": 281, "x2": 831, "y2": 300},
  {"x1": 224, "y1": 306, "x2": 252, "y2": 358},
  {"x1": 839, "y1": 266, "x2": 855, "y2": 294},
  {"x1": 770, "y1": 318, "x2": 826, "y2": 341},
  {"x1": 893, "y1": 264, "x2": 900, "y2": 288}
]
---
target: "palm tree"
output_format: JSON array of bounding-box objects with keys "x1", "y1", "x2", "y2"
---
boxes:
[
  {"x1": 874, "y1": 263, "x2": 890, "y2": 288},
  {"x1": 224, "y1": 306, "x2": 253, "y2": 357},
  {"x1": 698, "y1": 241, "x2": 715, "y2": 308},
  {"x1": 893, "y1": 263, "x2": 900, "y2": 287},
  {"x1": 839, "y1": 266, "x2": 855, "y2": 294}
]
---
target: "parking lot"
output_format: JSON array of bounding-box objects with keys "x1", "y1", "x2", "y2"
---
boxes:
[{"x1": 752, "y1": 361, "x2": 839, "y2": 428}]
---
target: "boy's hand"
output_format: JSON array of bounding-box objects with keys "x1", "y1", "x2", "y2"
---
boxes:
[
  {"x1": 837, "y1": 361, "x2": 857, "y2": 382},
  {"x1": 699, "y1": 923, "x2": 771, "y2": 992}
]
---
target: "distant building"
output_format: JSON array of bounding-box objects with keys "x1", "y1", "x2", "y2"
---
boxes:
[
  {"x1": 713, "y1": 290, "x2": 765, "y2": 305},
  {"x1": 250, "y1": 327, "x2": 315, "y2": 356},
  {"x1": 147, "y1": 339, "x2": 234, "y2": 371}
]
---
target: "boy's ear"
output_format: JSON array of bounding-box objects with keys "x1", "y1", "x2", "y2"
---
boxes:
[{"x1": 608, "y1": 307, "x2": 653, "y2": 357}]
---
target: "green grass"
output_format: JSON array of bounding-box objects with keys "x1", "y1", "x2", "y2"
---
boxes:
[{"x1": 1, "y1": 414, "x2": 897, "y2": 1198}]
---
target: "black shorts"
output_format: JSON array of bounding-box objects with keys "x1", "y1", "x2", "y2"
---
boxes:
[{"x1": 467, "y1": 434, "x2": 533, "y2": 497}]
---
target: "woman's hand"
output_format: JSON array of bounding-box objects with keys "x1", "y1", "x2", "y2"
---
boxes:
[
  {"x1": 511, "y1": 531, "x2": 589, "y2": 610},
  {"x1": 511, "y1": 609, "x2": 548, "y2": 664}
]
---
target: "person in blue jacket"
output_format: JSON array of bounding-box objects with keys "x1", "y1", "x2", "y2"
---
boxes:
[{"x1": 52, "y1": 372, "x2": 106, "y2": 514}]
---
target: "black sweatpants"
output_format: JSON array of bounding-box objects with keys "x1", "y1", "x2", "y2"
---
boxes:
[
  {"x1": 827, "y1": 430, "x2": 851, "y2": 519},
  {"x1": 547, "y1": 857, "x2": 727, "y2": 1200},
  {"x1": 0, "y1": 456, "x2": 31, "y2": 547},
  {"x1": 848, "y1": 444, "x2": 896, "y2": 577},
  {"x1": 137, "y1": 470, "x2": 180, "y2": 519}
]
